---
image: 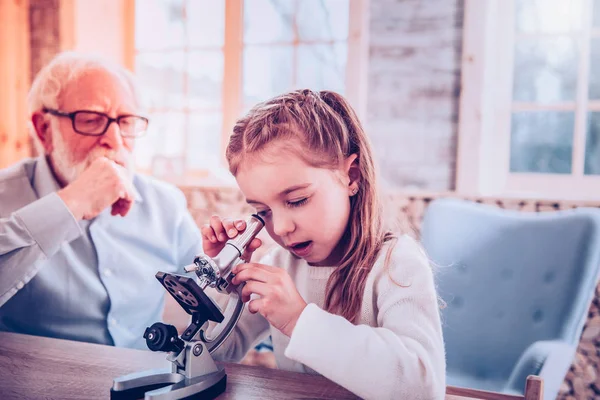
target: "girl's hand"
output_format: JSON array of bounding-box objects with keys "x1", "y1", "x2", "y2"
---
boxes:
[
  {"x1": 200, "y1": 215, "x2": 262, "y2": 259},
  {"x1": 231, "y1": 262, "x2": 308, "y2": 337}
]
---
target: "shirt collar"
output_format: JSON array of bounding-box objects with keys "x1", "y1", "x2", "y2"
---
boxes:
[
  {"x1": 34, "y1": 156, "x2": 143, "y2": 203},
  {"x1": 34, "y1": 156, "x2": 61, "y2": 199}
]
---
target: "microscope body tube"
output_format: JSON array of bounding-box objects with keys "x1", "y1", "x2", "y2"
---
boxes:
[{"x1": 214, "y1": 214, "x2": 265, "y2": 279}]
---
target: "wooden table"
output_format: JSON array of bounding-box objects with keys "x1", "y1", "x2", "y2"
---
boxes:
[{"x1": 0, "y1": 332, "x2": 538, "y2": 400}]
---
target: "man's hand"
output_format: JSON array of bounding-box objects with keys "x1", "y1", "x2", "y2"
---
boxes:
[{"x1": 57, "y1": 157, "x2": 136, "y2": 220}]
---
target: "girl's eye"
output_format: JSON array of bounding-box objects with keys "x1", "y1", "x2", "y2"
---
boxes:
[
  {"x1": 287, "y1": 198, "x2": 308, "y2": 208},
  {"x1": 257, "y1": 209, "x2": 271, "y2": 218}
]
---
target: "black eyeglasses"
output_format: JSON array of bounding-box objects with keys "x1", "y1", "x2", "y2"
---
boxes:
[{"x1": 43, "y1": 108, "x2": 149, "y2": 138}]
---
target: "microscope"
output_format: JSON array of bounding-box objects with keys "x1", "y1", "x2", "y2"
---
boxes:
[{"x1": 111, "y1": 214, "x2": 265, "y2": 400}]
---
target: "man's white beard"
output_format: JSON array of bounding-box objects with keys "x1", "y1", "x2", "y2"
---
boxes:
[{"x1": 49, "y1": 128, "x2": 133, "y2": 185}]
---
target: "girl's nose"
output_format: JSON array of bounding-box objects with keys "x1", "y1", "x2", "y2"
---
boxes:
[{"x1": 272, "y1": 212, "x2": 295, "y2": 237}]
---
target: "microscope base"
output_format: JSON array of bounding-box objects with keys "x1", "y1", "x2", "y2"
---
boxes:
[{"x1": 110, "y1": 367, "x2": 226, "y2": 400}]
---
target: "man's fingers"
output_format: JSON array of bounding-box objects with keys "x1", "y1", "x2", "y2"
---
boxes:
[
  {"x1": 111, "y1": 201, "x2": 121, "y2": 216},
  {"x1": 112, "y1": 198, "x2": 133, "y2": 217}
]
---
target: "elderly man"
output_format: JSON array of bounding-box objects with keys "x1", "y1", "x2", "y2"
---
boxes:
[{"x1": 0, "y1": 52, "x2": 203, "y2": 349}]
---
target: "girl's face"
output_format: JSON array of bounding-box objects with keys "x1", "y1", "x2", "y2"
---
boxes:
[{"x1": 236, "y1": 142, "x2": 355, "y2": 266}]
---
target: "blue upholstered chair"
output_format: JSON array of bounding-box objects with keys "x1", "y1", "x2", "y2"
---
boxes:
[{"x1": 420, "y1": 198, "x2": 600, "y2": 400}]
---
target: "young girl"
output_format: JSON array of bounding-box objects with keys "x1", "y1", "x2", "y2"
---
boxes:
[{"x1": 202, "y1": 89, "x2": 445, "y2": 400}]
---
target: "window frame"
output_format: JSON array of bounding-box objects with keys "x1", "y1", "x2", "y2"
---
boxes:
[
  {"x1": 129, "y1": 0, "x2": 369, "y2": 182},
  {"x1": 456, "y1": 0, "x2": 600, "y2": 200}
]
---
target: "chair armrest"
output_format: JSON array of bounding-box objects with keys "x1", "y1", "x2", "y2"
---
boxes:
[
  {"x1": 506, "y1": 340, "x2": 576, "y2": 400},
  {"x1": 447, "y1": 385, "x2": 525, "y2": 400},
  {"x1": 447, "y1": 376, "x2": 543, "y2": 400}
]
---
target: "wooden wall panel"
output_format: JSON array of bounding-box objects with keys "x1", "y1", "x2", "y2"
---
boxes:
[
  {"x1": 0, "y1": 0, "x2": 32, "y2": 169},
  {"x1": 367, "y1": 0, "x2": 463, "y2": 191}
]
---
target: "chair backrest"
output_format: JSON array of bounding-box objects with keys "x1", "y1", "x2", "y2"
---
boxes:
[{"x1": 421, "y1": 198, "x2": 600, "y2": 389}]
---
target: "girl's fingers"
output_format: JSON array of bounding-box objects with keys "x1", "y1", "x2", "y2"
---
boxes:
[
  {"x1": 232, "y1": 266, "x2": 271, "y2": 285},
  {"x1": 241, "y1": 281, "x2": 268, "y2": 303},
  {"x1": 233, "y1": 262, "x2": 282, "y2": 274},
  {"x1": 241, "y1": 238, "x2": 263, "y2": 262},
  {"x1": 235, "y1": 219, "x2": 246, "y2": 231},
  {"x1": 200, "y1": 224, "x2": 217, "y2": 243},
  {"x1": 209, "y1": 215, "x2": 227, "y2": 242},
  {"x1": 222, "y1": 218, "x2": 238, "y2": 238},
  {"x1": 234, "y1": 262, "x2": 279, "y2": 275},
  {"x1": 247, "y1": 298, "x2": 265, "y2": 314},
  {"x1": 247, "y1": 238, "x2": 262, "y2": 251}
]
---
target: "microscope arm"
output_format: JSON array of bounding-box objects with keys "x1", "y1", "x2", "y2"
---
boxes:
[{"x1": 199, "y1": 286, "x2": 245, "y2": 354}]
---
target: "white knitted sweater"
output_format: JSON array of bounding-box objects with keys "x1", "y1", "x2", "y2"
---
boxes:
[{"x1": 212, "y1": 235, "x2": 446, "y2": 400}]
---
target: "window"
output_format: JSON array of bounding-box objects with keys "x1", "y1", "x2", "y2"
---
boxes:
[
  {"x1": 133, "y1": 0, "x2": 366, "y2": 184},
  {"x1": 457, "y1": 0, "x2": 600, "y2": 199}
]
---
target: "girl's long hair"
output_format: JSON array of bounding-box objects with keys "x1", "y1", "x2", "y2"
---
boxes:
[{"x1": 227, "y1": 89, "x2": 394, "y2": 323}]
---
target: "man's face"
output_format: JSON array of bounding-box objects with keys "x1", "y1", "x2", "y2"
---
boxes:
[{"x1": 46, "y1": 68, "x2": 138, "y2": 184}]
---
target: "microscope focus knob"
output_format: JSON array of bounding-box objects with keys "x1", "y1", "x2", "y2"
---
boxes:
[{"x1": 143, "y1": 322, "x2": 184, "y2": 353}]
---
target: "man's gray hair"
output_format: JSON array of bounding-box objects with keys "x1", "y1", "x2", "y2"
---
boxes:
[
  {"x1": 27, "y1": 52, "x2": 144, "y2": 153},
  {"x1": 28, "y1": 51, "x2": 143, "y2": 114}
]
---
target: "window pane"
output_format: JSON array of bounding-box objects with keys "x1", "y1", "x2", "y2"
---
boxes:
[
  {"x1": 593, "y1": 0, "x2": 600, "y2": 28},
  {"x1": 585, "y1": 112, "x2": 600, "y2": 175},
  {"x1": 133, "y1": 134, "x2": 154, "y2": 171},
  {"x1": 297, "y1": 0, "x2": 349, "y2": 41},
  {"x1": 589, "y1": 38, "x2": 600, "y2": 99},
  {"x1": 244, "y1": 0, "x2": 294, "y2": 44},
  {"x1": 187, "y1": 51, "x2": 224, "y2": 109},
  {"x1": 243, "y1": 46, "x2": 294, "y2": 105},
  {"x1": 135, "y1": 112, "x2": 186, "y2": 169},
  {"x1": 186, "y1": 0, "x2": 225, "y2": 47},
  {"x1": 515, "y1": 0, "x2": 584, "y2": 33},
  {"x1": 510, "y1": 111, "x2": 574, "y2": 174},
  {"x1": 136, "y1": 52, "x2": 186, "y2": 109},
  {"x1": 297, "y1": 43, "x2": 347, "y2": 93},
  {"x1": 513, "y1": 37, "x2": 578, "y2": 102},
  {"x1": 136, "y1": 0, "x2": 185, "y2": 50},
  {"x1": 186, "y1": 113, "x2": 222, "y2": 170}
]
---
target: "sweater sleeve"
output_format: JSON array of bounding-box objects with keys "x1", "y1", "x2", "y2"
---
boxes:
[
  {"x1": 284, "y1": 236, "x2": 446, "y2": 400},
  {"x1": 0, "y1": 193, "x2": 82, "y2": 306}
]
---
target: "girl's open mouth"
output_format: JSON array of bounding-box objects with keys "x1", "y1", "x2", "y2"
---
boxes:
[{"x1": 290, "y1": 241, "x2": 313, "y2": 257}]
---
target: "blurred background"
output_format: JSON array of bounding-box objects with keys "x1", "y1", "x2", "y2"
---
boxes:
[
  {"x1": 3, "y1": 0, "x2": 599, "y2": 199},
  {"x1": 4, "y1": 0, "x2": 599, "y2": 199},
  {"x1": 2, "y1": 1, "x2": 600, "y2": 398}
]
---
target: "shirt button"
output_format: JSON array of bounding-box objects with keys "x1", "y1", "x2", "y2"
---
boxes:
[
  {"x1": 16, "y1": 281, "x2": 24, "y2": 290},
  {"x1": 102, "y1": 269, "x2": 113, "y2": 277},
  {"x1": 109, "y1": 317, "x2": 118, "y2": 326}
]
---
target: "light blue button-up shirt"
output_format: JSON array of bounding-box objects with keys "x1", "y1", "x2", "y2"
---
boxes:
[{"x1": 0, "y1": 156, "x2": 203, "y2": 349}]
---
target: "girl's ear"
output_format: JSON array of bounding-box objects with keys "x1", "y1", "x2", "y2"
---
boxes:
[{"x1": 343, "y1": 153, "x2": 360, "y2": 195}]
